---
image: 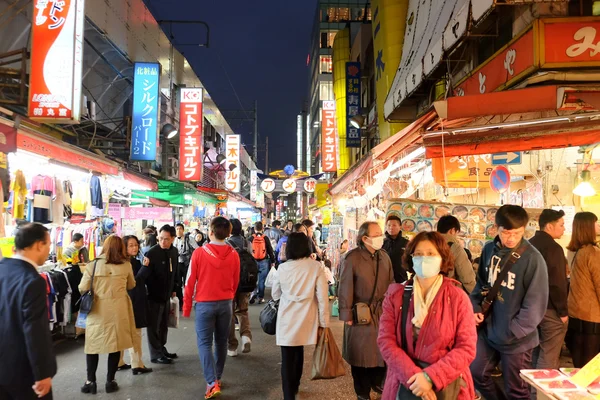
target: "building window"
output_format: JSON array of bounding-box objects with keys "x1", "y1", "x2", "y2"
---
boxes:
[
  {"x1": 324, "y1": 6, "x2": 371, "y2": 22},
  {"x1": 320, "y1": 81, "x2": 334, "y2": 101},
  {"x1": 320, "y1": 55, "x2": 333, "y2": 74},
  {"x1": 320, "y1": 30, "x2": 337, "y2": 48},
  {"x1": 568, "y1": 0, "x2": 600, "y2": 15}
]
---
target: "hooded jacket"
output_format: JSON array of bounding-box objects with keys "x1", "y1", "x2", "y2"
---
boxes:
[{"x1": 182, "y1": 242, "x2": 240, "y2": 317}]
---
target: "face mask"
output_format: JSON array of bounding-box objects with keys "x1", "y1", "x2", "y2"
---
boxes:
[
  {"x1": 367, "y1": 236, "x2": 384, "y2": 251},
  {"x1": 412, "y1": 256, "x2": 442, "y2": 278}
]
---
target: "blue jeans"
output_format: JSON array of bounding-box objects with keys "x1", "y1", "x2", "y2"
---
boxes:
[
  {"x1": 194, "y1": 300, "x2": 233, "y2": 385},
  {"x1": 256, "y1": 259, "x2": 270, "y2": 299}
]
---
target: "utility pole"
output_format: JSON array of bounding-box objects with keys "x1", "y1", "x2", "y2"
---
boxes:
[
  {"x1": 265, "y1": 136, "x2": 269, "y2": 173},
  {"x1": 254, "y1": 100, "x2": 258, "y2": 164}
]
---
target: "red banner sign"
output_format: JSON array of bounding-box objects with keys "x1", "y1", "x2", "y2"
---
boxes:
[
  {"x1": 542, "y1": 19, "x2": 600, "y2": 66},
  {"x1": 28, "y1": 0, "x2": 85, "y2": 123},
  {"x1": 17, "y1": 132, "x2": 119, "y2": 175},
  {"x1": 179, "y1": 88, "x2": 204, "y2": 181},
  {"x1": 321, "y1": 101, "x2": 337, "y2": 172}
]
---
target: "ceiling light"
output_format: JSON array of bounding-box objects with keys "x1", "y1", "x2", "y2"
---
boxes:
[{"x1": 573, "y1": 170, "x2": 596, "y2": 197}]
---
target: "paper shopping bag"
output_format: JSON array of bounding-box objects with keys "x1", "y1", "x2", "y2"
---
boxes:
[
  {"x1": 168, "y1": 297, "x2": 180, "y2": 329},
  {"x1": 311, "y1": 327, "x2": 346, "y2": 380}
]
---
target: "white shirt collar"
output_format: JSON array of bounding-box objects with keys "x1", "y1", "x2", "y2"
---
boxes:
[{"x1": 13, "y1": 254, "x2": 39, "y2": 268}]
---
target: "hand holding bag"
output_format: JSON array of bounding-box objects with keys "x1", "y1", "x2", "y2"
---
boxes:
[
  {"x1": 311, "y1": 327, "x2": 346, "y2": 380},
  {"x1": 265, "y1": 266, "x2": 276, "y2": 288},
  {"x1": 259, "y1": 299, "x2": 279, "y2": 335},
  {"x1": 352, "y1": 253, "x2": 379, "y2": 325}
]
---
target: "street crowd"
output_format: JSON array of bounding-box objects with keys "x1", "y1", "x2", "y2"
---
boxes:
[{"x1": 0, "y1": 204, "x2": 599, "y2": 400}]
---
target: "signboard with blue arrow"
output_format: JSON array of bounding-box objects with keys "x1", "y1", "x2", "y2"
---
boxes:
[{"x1": 492, "y1": 152, "x2": 522, "y2": 165}]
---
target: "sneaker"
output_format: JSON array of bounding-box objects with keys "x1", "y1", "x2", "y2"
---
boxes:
[
  {"x1": 235, "y1": 324, "x2": 240, "y2": 331},
  {"x1": 258, "y1": 298, "x2": 265, "y2": 304},
  {"x1": 242, "y1": 336, "x2": 252, "y2": 353},
  {"x1": 227, "y1": 349, "x2": 238, "y2": 357},
  {"x1": 205, "y1": 382, "x2": 221, "y2": 399}
]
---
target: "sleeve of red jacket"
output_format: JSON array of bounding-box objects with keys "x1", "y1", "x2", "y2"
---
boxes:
[
  {"x1": 183, "y1": 249, "x2": 200, "y2": 317},
  {"x1": 232, "y1": 251, "x2": 240, "y2": 295},
  {"x1": 423, "y1": 289, "x2": 477, "y2": 391},
  {"x1": 377, "y1": 285, "x2": 421, "y2": 386}
]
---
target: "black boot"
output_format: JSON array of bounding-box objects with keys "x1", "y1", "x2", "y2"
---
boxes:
[
  {"x1": 105, "y1": 381, "x2": 119, "y2": 393},
  {"x1": 81, "y1": 381, "x2": 97, "y2": 395},
  {"x1": 132, "y1": 367, "x2": 153, "y2": 375}
]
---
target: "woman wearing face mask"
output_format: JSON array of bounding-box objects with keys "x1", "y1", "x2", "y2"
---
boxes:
[
  {"x1": 377, "y1": 231, "x2": 477, "y2": 400},
  {"x1": 338, "y1": 221, "x2": 395, "y2": 400}
]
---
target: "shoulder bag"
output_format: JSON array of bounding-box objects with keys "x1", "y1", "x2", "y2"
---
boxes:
[
  {"x1": 352, "y1": 252, "x2": 379, "y2": 325},
  {"x1": 77, "y1": 260, "x2": 98, "y2": 315},
  {"x1": 396, "y1": 280, "x2": 462, "y2": 400}
]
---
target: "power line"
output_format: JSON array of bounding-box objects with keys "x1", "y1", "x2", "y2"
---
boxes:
[{"x1": 216, "y1": 51, "x2": 253, "y2": 123}]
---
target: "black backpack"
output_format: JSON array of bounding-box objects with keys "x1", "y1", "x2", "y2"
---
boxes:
[{"x1": 227, "y1": 238, "x2": 259, "y2": 293}]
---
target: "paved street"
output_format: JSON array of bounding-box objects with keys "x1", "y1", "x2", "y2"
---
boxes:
[{"x1": 52, "y1": 293, "x2": 366, "y2": 400}]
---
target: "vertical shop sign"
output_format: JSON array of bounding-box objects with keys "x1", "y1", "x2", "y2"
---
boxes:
[
  {"x1": 179, "y1": 88, "x2": 203, "y2": 181},
  {"x1": 321, "y1": 100, "x2": 337, "y2": 172},
  {"x1": 346, "y1": 62, "x2": 361, "y2": 148},
  {"x1": 225, "y1": 134, "x2": 241, "y2": 192},
  {"x1": 28, "y1": 0, "x2": 85, "y2": 123},
  {"x1": 250, "y1": 170, "x2": 258, "y2": 201},
  {"x1": 131, "y1": 62, "x2": 160, "y2": 161}
]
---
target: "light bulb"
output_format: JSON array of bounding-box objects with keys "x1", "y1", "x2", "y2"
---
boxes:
[{"x1": 573, "y1": 182, "x2": 596, "y2": 197}]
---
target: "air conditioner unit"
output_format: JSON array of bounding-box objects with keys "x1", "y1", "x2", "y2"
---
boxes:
[{"x1": 168, "y1": 157, "x2": 179, "y2": 180}]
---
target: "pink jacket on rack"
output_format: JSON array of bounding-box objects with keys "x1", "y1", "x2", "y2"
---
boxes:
[{"x1": 377, "y1": 278, "x2": 477, "y2": 400}]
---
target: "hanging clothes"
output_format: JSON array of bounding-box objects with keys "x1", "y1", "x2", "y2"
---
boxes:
[
  {"x1": 30, "y1": 175, "x2": 55, "y2": 224},
  {"x1": 90, "y1": 175, "x2": 103, "y2": 217},
  {"x1": 0, "y1": 153, "x2": 10, "y2": 201},
  {"x1": 71, "y1": 182, "x2": 88, "y2": 215},
  {"x1": 63, "y1": 180, "x2": 73, "y2": 219},
  {"x1": 51, "y1": 177, "x2": 65, "y2": 224},
  {"x1": 11, "y1": 170, "x2": 27, "y2": 219}
]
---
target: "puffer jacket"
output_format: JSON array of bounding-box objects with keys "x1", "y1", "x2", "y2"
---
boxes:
[{"x1": 378, "y1": 278, "x2": 477, "y2": 400}]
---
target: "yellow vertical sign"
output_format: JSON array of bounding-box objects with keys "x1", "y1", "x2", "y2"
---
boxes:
[
  {"x1": 333, "y1": 27, "x2": 351, "y2": 173},
  {"x1": 372, "y1": 0, "x2": 410, "y2": 141}
]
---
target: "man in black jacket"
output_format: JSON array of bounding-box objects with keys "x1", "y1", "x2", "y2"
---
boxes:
[
  {"x1": 140, "y1": 224, "x2": 179, "y2": 365},
  {"x1": 0, "y1": 223, "x2": 56, "y2": 399},
  {"x1": 529, "y1": 209, "x2": 569, "y2": 369},
  {"x1": 382, "y1": 215, "x2": 409, "y2": 283}
]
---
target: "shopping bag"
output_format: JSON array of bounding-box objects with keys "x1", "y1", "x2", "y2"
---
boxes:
[
  {"x1": 75, "y1": 312, "x2": 88, "y2": 329},
  {"x1": 311, "y1": 327, "x2": 346, "y2": 380},
  {"x1": 331, "y1": 299, "x2": 339, "y2": 317},
  {"x1": 33, "y1": 194, "x2": 51, "y2": 209},
  {"x1": 168, "y1": 297, "x2": 180, "y2": 329},
  {"x1": 265, "y1": 266, "x2": 277, "y2": 288},
  {"x1": 259, "y1": 299, "x2": 279, "y2": 335}
]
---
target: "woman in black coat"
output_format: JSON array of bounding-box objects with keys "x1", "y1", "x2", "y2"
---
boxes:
[{"x1": 117, "y1": 236, "x2": 153, "y2": 375}]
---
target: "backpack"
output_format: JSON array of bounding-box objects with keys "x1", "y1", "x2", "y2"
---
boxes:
[
  {"x1": 279, "y1": 240, "x2": 288, "y2": 262},
  {"x1": 227, "y1": 239, "x2": 259, "y2": 293},
  {"x1": 252, "y1": 234, "x2": 267, "y2": 260}
]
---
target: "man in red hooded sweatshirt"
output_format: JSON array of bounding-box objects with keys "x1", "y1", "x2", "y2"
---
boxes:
[{"x1": 183, "y1": 217, "x2": 240, "y2": 399}]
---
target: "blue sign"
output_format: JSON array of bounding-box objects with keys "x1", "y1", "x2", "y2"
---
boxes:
[
  {"x1": 346, "y1": 62, "x2": 361, "y2": 148},
  {"x1": 492, "y1": 152, "x2": 522, "y2": 165},
  {"x1": 131, "y1": 62, "x2": 160, "y2": 161},
  {"x1": 489, "y1": 166, "x2": 511, "y2": 194}
]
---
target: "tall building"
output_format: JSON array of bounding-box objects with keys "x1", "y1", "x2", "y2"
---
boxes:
[{"x1": 306, "y1": 1, "x2": 371, "y2": 175}]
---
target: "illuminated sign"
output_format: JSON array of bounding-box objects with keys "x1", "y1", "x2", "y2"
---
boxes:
[
  {"x1": 261, "y1": 178, "x2": 275, "y2": 193},
  {"x1": 282, "y1": 179, "x2": 297, "y2": 194},
  {"x1": 321, "y1": 101, "x2": 337, "y2": 172},
  {"x1": 346, "y1": 62, "x2": 361, "y2": 148},
  {"x1": 303, "y1": 178, "x2": 317, "y2": 193},
  {"x1": 225, "y1": 135, "x2": 241, "y2": 192},
  {"x1": 131, "y1": 62, "x2": 160, "y2": 161},
  {"x1": 179, "y1": 88, "x2": 203, "y2": 181},
  {"x1": 250, "y1": 170, "x2": 258, "y2": 201},
  {"x1": 28, "y1": 0, "x2": 85, "y2": 123}
]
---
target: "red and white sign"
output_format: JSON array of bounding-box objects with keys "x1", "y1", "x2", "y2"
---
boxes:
[
  {"x1": 282, "y1": 179, "x2": 297, "y2": 194},
  {"x1": 179, "y1": 88, "x2": 204, "y2": 181},
  {"x1": 321, "y1": 101, "x2": 337, "y2": 172},
  {"x1": 260, "y1": 178, "x2": 275, "y2": 193},
  {"x1": 542, "y1": 20, "x2": 600, "y2": 66},
  {"x1": 28, "y1": 0, "x2": 85, "y2": 123},
  {"x1": 225, "y1": 135, "x2": 241, "y2": 192},
  {"x1": 303, "y1": 178, "x2": 317, "y2": 193}
]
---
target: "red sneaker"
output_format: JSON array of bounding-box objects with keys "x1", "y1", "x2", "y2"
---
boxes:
[{"x1": 204, "y1": 382, "x2": 221, "y2": 399}]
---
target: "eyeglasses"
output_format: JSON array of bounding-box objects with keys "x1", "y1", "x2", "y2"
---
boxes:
[{"x1": 498, "y1": 229, "x2": 524, "y2": 239}]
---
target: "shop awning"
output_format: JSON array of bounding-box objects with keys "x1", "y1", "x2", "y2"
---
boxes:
[
  {"x1": 372, "y1": 111, "x2": 436, "y2": 162},
  {"x1": 122, "y1": 171, "x2": 158, "y2": 191},
  {"x1": 133, "y1": 180, "x2": 220, "y2": 205},
  {"x1": 328, "y1": 154, "x2": 373, "y2": 196}
]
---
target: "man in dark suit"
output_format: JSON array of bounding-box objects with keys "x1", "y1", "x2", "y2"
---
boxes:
[
  {"x1": 0, "y1": 223, "x2": 57, "y2": 399},
  {"x1": 140, "y1": 224, "x2": 179, "y2": 364}
]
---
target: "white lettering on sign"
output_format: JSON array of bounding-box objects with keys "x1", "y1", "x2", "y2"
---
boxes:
[
  {"x1": 449, "y1": 154, "x2": 492, "y2": 170},
  {"x1": 225, "y1": 135, "x2": 241, "y2": 193},
  {"x1": 478, "y1": 72, "x2": 487, "y2": 94},
  {"x1": 504, "y1": 49, "x2": 516, "y2": 76},
  {"x1": 566, "y1": 27, "x2": 600, "y2": 58}
]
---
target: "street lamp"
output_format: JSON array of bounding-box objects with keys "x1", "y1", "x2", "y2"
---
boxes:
[
  {"x1": 161, "y1": 123, "x2": 178, "y2": 139},
  {"x1": 350, "y1": 115, "x2": 365, "y2": 129},
  {"x1": 573, "y1": 170, "x2": 596, "y2": 197}
]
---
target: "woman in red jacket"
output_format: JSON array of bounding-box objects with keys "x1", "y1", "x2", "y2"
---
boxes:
[{"x1": 377, "y1": 231, "x2": 477, "y2": 400}]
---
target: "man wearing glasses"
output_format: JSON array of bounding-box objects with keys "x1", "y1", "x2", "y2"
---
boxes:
[{"x1": 470, "y1": 205, "x2": 548, "y2": 400}]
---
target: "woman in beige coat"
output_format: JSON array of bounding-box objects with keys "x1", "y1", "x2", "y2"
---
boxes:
[
  {"x1": 78, "y1": 235, "x2": 136, "y2": 395},
  {"x1": 272, "y1": 233, "x2": 330, "y2": 400}
]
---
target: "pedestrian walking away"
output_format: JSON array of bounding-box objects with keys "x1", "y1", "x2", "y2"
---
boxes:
[
  {"x1": 183, "y1": 216, "x2": 240, "y2": 399},
  {"x1": 470, "y1": 205, "x2": 549, "y2": 400},
  {"x1": 0, "y1": 223, "x2": 57, "y2": 400},
  {"x1": 338, "y1": 221, "x2": 395, "y2": 400},
  {"x1": 138, "y1": 225, "x2": 180, "y2": 365},
  {"x1": 529, "y1": 209, "x2": 569, "y2": 370},
  {"x1": 78, "y1": 235, "x2": 137, "y2": 395},
  {"x1": 117, "y1": 235, "x2": 153, "y2": 376},
  {"x1": 249, "y1": 221, "x2": 275, "y2": 305},
  {"x1": 272, "y1": 233, "x2": 330, "y2": 400},
  {"x1": 378, "y1": 231, "x2": 477, "y2": 400}
]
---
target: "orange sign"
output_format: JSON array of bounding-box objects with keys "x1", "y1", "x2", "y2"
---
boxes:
[
  {"x1": 28, "y1": 0, "x2": 85, "y2": 123},
  {"x1": 432, "y1": 155, "x2": 493, "y2": 189},
  {"x1": 321, "y1": 101, "x2": 337, "y2": 172},
  {"x1": 179, "y1": 88, "x2": 203, "y2": 181},
  {"x1": 455, "y1": 29, "x2": 535, "y2": 97},
  {"x1": 541, "y1": 19, "x2": 600, "y2": 66}
]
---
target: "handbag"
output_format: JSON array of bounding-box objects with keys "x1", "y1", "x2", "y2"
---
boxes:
[
  {"x1": 259, "y1": 299, "x2": 279, "y2": 335},
  {"x1": 168, "y1": 297, "x2": 180, "y2": 329},
  {"x1": 77, "y1": 260, "x2": 98, "y2": 315},
  {"x1": 396, "y1": 280, "x2": 462, "y2": 400},
  {"x1": 479, "y1": 242, "x2": 528, "y2": 323},
  {"x1": 311, "y1": 327, "x2": 346, "y2": 380},
  {"x1": 33, "y1": 190, "x2": 51, "y2": 209},
  {"x1": 352, "y1": 252, "x2": 379, "y2": 325}
]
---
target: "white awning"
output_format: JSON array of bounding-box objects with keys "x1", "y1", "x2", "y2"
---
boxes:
[{"x1": 384, "y1": 0, "x2": 494, "y2": 119}]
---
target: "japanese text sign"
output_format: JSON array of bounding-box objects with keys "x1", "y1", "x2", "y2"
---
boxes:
[
  {"x1": 303, "y1": 178, "x2": 317, "y2": 193},
  {"x1": 225, "y1": 134, "x2": 241, "y2": 192},
  {"x1": 282, "y1": 179, "x2": 297, "y2": 194},
  {"x1": 541, "y1": 19, "x2": 600, "y2": 66},
  {"x1": 131, "y1": 62, "x2": 160, "y2": 161},
  {"x1": 261, "y1": 178, "x2": 275, "y2": 193},
  {"x1": 29, "y1": 0, "x2": 85, "y2": 123},
  {"x1": 431, "y1": 155, "x2": 492, "y2": 189},
  {"x1": 250, "y1": 170, "x2": 258, "y2": 201},
  {"x1": 346, "y1": 62, "x2": 361, "y2": 148},
  {"x1": 179, "y1": 88, "x2": 203, "y2": 181},
  {"x1": 321, "y1": 101, "x2": 337, "y2": 172}
]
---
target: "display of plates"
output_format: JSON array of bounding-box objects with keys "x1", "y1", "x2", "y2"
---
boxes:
[
  {"x1": 417, "y1": 220, "x2": 433, "y2": 232},
  {"x1": 452, "y1": 205, "x2": 469, "y2": 220},
  {"x1": 402, "y1": 219, "x2": 416, "y2": 232},
  {"x1": 435, "y1": 205, "x2": 450, "y2": 218},
  {"x1": 487, "y1": 208, "x2": 498, "y2": 222},
  {"x1": 418, "y1": 204, "x2": 434, "y2": 219},
  {"x1": 468, "y1": 239, "x2": 484, "y2": 255},
  {"x1": 486, "y1": 224, "x2": 498, "y2": 239},
  {"x1": 470, "y1": 207, "x2": 486, "y2": 222},
  {"x1": 389, "y1": 203, "x2": 403, "y2": 212},
  {"x1": 469, "y1": 223, "x2": 486, "y2": 235},
  {"x1": 403, "y1": 203, "x2": 418, "y2": 217}
]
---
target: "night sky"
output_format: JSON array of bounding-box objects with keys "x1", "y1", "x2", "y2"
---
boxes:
[{"x1": 144, "y1": 0, "x2": 317, "y2": 172}]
